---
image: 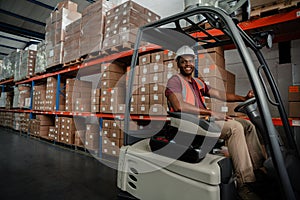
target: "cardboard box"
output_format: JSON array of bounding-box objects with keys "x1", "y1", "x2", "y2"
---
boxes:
[
  {"x1": 137, "y1": 104, "x2": 149, "y2": 115},
  {"x1": 149, "y1": 63, "x2": 164, "y2": 73},
  {"x1": 197, "y1": 46, "x2": 224, "y2": 57},
  {"x1": 149, "y1": 84, "x2": 165, "y2": 95},
  {"x1": 57, "y1": 0, "x2": 78, "y2": 12},
  {"x1": 150, "y1": 73, "x2": 164, "y2": 83},
  {"x1": 206, "y1": 102, "x2": 228, "y2": 113},
  {"x1": 139, "y1": 64, "x2": 150, "y2": 75},
  {"x1": 102, "y1": 136, "x2": 123, "y2": 148},
  {"x1": 289, "y1": 102, "x2": 300, "y2": 117},
  {"x1": 102, "y1": 120, "x2": 111, "y2": 129},
  {"x1": 164, "y1": 70, "x2": 177, "y2": 82},
  {"x1": 151, "y1": 51, "x2": 164, "y2": 63},
  {"x1": 139, "y1": 54, "x2": 151, "y2": 65},
  {"x1": 202, "y1": 77, "x2": 226, "y2": 91},
  {"x1": 163, "y1": 50, "x2": 176, "y2": 61},
  {"x1": 137, "y1": 94, "x2": 150, "y2": 105},
  {"x1": 102, "y1": 146, "x2": 120, "y2": 157},
  {"x1": 198, "y1": 52, "x2": 225, "y2": 68},
  {"x1": 164, "y1": 60, "x2": 177, "y2": 71},
  {"x1": 101, "y1": 62, "x2": 126, "y2": 73},
  {"x1": 288, "y1": 85, "x2": 300, "y2": 102},
  {"x1": 150, "y1": 94, "x2": 164, "y2": 105},
  {"x1": 91, "y1": 104, "x2": 100, "y2": 113},
  {"x1": 149, "y1": 104, "x2": 167, "y2": 115},
  {"x1": 198, "y1": 64, "x2": 227, "y2": 80},
  {"x1": 100, "y1": 80, "x2": 118, "y2": 88},
  {"x1": 104, "y1": 129, "x2": 124, "y2": 139},
  {"x1": 139, "y1": 74, "x2": 150, "y2": 85},
  {"x1": 75, "y1": 130, "x2": 85, "y2": 146}
]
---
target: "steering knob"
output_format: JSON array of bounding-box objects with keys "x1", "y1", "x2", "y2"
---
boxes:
[{"x1": 234, "y1": 97, "x2": 256, "y2": 113}]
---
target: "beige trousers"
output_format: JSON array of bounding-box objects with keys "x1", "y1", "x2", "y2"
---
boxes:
[{"x1": 216, "y1": 118, "x2": 266, "y2": 186}]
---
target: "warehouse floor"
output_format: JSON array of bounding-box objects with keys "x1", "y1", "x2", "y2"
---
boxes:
[{"x1": 0, "y1": 128, "x2": 118, "y2": 200}]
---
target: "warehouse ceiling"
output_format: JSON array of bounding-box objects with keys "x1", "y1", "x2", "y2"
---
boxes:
[
  {"x1": 0, "y1": 0, "x2": 95, "y2": 60},
  {"x1": 0, "y1": 0, "x2": 300, "y2": 61}
]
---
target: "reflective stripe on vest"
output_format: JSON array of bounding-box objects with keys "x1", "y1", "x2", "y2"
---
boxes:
[{"x1": 175, "y1": 74, "x2": 206, "y2": 106}]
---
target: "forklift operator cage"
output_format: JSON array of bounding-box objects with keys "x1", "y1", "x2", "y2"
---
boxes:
[{"x1": 123, "y1": 6, "x2": 299, "y2": 200}]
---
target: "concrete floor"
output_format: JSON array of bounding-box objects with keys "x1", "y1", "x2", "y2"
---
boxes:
[{"x1": 0, "y1": 128, "x2": 118, "y2": 200}]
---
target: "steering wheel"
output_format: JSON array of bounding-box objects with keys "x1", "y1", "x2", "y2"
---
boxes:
[{"x1": 234, "y1": 97, "x2": 256, "y2": 113}]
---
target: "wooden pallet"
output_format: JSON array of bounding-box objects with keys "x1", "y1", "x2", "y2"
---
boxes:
[
  {"x1": 250, "y1": 0, "x2": 300, "y2": 18},
  {"x1": 45, "y1": 63, "x2": 64, "y2": 73},
  {"x1": 84, "y1": 51, "x2": 102, "y2": 62},
  {"x1": 63, "y1": 55, "x2": 87, "y2": 67},
  {"x1": 101, "y1": 42, "x2": 134, "y2": 56}
]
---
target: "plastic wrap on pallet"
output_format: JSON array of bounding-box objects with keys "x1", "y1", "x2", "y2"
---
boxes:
[
  {"x1": 79, "y1": 0, "x2": 105, "y2": 56},
  {"x1": 45, "y1": 1, "x2": 82, "y2": 68},
  {"x1": 15, "y1": 49, "x2": 37, "y2": 82},
  {"x1": 0, "y1": 60, "x2": 3, "y2": 80},
  {"x1": 35, "y1": 41, "x2": 48, "y2": 74},
  {"x1": 2, "y1": 51, "x2": 18, "y2": 80},
  {"x1": 0, "y1": 91, "x2": 13, "y2": 109},
  {"x1": 64, "y1": 19, "x2": 81, "y2": 63},
  {"x1": 13, "y1": 85, "x2": 31, "y2": 108},
  {"x1": 103, "y1": 0, "x2": 160, "y2": 51},
  {"x1": 0, "y1": 92, "x2": 6, "y2": 107},
  {"x1": 32, "y1": 84, "x2": 46, "y2": 111}
]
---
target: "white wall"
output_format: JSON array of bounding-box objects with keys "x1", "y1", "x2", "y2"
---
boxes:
[
  {"x1": 121, "y1": 0, "x2": 185, "y2": 18},
  {"x1": 291, "y1": 39, "x2": 300, "y2": 85},
  {"x1": 225, "y1": 42, "x2": 295, "y2": 117}
]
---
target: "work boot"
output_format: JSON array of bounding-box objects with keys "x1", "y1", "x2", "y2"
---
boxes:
[{"x1": 238, "y1": 184, "x2": 261, "y2": 200}]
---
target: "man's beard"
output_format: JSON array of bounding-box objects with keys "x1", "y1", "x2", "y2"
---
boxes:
[{"x1": 179, "y1": 67, "x2": 193, "y2": 76}]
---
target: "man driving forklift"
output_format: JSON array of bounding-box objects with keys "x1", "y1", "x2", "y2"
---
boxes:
[{"x1": 165, "y1": 45, "x2": 267, "y2": 200}]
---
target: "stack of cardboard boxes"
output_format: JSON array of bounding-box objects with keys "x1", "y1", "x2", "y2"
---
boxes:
[
  {"x1": 19, "y1": 113, "x2": 30, "y2": 133},
  {"x1": 45, "y1": 77, "x2": 65, "y2": 111},
  {"x1": 64, "y1": 19, "x2": 81, "y2": 63},
  {"x1": 45, "y1": 1, "x2": 82, "y2": 67},
  {"x1": 35, "y1": 41, "x2": 47, "y2": 74},
  {"x1": 59, "y1": 117, "x2": 75, "y2": 144},
  {"x1": 65, "y1": 79, "x2": 92, "y2": 112},
  {"x1": 80, "y1": 0, "x2": 105, "y2": 56},
  {"x1": 130, "y1": 50, "x2": 177, "y2": 115},
  {"x1": 102, "y1": 119, "x2": 124, "y2": 156},
  {"x1": 2, "y1": 51, "x2": 17, "y2": 80},
  {"x1": 288, "y1": 85, "x2": 300, "y2": 118},
  {"x1": 29, "y1": 115, "x2": 54, "y2": 138},
  {"x1": 197, "y1": 47, "x2": 239, "y2": 116},
  {"x1": 103, "y1": 1, "x2": 160, "y2": 51},
  {"x1": 91, "y1": 88, "x2": 101, "y2": 113},
  {"x1": 17, "y1": 49, "x2": 37, "y2": 81},
  {"x1": 100, "y1": 62, "x2": 126, "y2": 113},
  {"x1": 12, "y1": 85, "x2": 31, "y2": 109},
  {"x1": 52, "y1": 117, "x2": 86, "y2": 145},
  {"x1": 85, "y1": 123, "x2": 100, "y2": 150},
  {"x1": 32, "y1": 85, "x2": 46, "y2": 111}
]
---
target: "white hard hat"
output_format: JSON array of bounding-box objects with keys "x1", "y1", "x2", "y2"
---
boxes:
[{"x1": 175, "y1": 45, "x2": 195, "y2": 60}]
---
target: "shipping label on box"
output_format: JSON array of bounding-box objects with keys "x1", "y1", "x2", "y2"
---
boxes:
[
  {"x1": 151, "y1": 51, "x2": 164, "y2": 63},
  {"x1": 149, "y1": 63, "x2": 164, "y2": 73}
]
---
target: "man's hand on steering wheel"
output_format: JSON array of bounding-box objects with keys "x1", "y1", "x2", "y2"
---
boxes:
[{"x1": 245, "y1": 90, "x2": 255, "y2": 100}]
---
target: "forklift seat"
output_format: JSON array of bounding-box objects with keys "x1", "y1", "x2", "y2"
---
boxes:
[{"x1": 149, "y1": 112, "x2": 221, "y2": 163}]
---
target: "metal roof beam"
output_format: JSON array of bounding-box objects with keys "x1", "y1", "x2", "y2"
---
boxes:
[
  {"x1": 0, "y1": 35, "x2": 28, "y2": 44},
  {"x1": 26, "y1": 0, "x2": 55, "y2": 10},
  {"x1": 0, "y1": 9, "x2": 46, "y2": 26},
  {"x1": 0, "y1": 44, "x2": 18, "y2": 50},
  {"x1": 0, "y1": 22, "x2": 44, "y2": 40},
  {"x1": 0, "y1": 52, "x2": 9, "y2": 56}
]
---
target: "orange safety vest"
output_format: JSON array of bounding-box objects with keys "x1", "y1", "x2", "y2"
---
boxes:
[{"x1": 169, "y1": 74, "x2": 206, "y2": 111}]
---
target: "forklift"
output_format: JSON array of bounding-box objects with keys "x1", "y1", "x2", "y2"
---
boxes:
[{"x1": 117, "y1": 0, "x2": 300, "y2": 199}]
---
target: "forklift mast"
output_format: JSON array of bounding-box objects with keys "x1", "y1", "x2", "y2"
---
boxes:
[{"x1": 123, "y1": 4, "x2": 300, "y2": 200}]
